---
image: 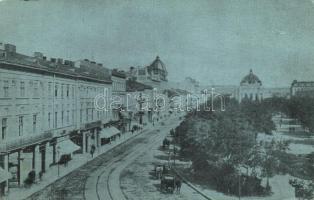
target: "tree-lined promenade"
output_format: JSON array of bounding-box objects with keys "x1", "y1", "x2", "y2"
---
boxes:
[{"x1": 174, "y1": 96, "x2": 314, "y2": 199}]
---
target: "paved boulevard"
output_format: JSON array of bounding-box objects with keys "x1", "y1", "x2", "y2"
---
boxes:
[{"x1": 25, "y1": 116, "x2": 189, "y2": 200}]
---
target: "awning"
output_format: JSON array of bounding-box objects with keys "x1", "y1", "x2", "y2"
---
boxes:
[
  {"x1": 0, "y1": 167, "x2": 12, "y2": 183},
  {"x1": 120, "y1": 112, "x2": 130, "y2": 119},
  {"x1": 100, "y1": 127, "x2": 121, "y2": 139},
  {"x1": 57, "y1": 139, "x2": 81, "y2": 155}
]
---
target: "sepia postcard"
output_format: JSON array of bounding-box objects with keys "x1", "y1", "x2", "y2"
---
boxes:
[{"x1": 0, "y1": 0, "x2": 314, "y2": 199}]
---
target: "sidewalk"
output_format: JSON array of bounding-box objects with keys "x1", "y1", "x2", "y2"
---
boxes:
[{"x1": 5, "y1": 123, "x2": 154, "y2": 200}]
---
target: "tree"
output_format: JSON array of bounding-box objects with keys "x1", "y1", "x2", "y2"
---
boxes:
[{"x1": 289, "y1": 179, "x2": 314, "y2": 200}]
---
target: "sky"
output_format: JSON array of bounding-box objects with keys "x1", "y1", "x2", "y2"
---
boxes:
[{"x1": 0, "y1": 0, "x2": 314, "y2": 87}]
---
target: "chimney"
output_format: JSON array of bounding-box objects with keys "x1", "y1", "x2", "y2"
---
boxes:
[
  {"x1": 34, "y1": 52, "x2": 44, "y2": 60},
  {"x1": 50, "y1": 58, "x2": 56, "y2": 63}
]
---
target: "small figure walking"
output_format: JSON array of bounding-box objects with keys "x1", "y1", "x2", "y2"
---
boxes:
[{"x1": 90, "y1": 144, "x2": 96, "y2": 158}]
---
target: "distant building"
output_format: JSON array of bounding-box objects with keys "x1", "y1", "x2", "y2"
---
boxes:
[
  {"x1": 127, "y1": 56, "x2": 168, "y2": 89},
  {"x1": 263, "y1": 87, "x2": 290, "y2": 99},
  {"x1": 290, "y1": 80, "x2": 314, "y2": 97},
  {"x1": 178, "y1": 77, "x2": 200, "y2": 94},
  {"x1": 209, "y1": 85, "x2": 238, "y2": 99},
  {"x1": 238, "y1": 69, "x2": 263, "y2": 102},
  {"x1": 237, "y1": 69, "x2": 289, "y2": 102}
]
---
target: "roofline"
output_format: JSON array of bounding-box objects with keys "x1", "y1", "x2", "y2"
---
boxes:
[
  {"x1": 0, "y1": 60, "x2": 112, "y2": 84},
  {"x1": 111, "y1": 71, "x2": 126, "y2": 79}
]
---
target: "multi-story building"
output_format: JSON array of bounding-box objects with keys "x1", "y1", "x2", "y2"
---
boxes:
[
  {"x1": 0, "y1": 44, "x2": 113, "y2": 195},
  {"x1": 126, "y1": 80, "x2": 154, "y2": 125},
  {"x1": 290, "y1": 80, "x2": 314, "y2": 97},
  {"x1": 111, "y1": 69, "x2": 127, "y2": 120},
  {"x1": 111, "y1": 69, "x2": 130, "y2": 132}
]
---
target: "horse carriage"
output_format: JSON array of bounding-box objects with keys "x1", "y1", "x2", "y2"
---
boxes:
[
  {"x1": 160, "y1": 173, "x2": 182, "y2": 194},
  {"x1": 155, "y1": 164, "x2": 182, "y2": 193},
  {"x1": 160, "y1": 174, "x2": 176, "y2": 193}
]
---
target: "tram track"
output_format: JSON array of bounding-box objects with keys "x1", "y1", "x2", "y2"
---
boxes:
[
  {"x1": 24, "y1": 118, "x2": 181, "y2": 200},
  {"x1": 25, "y1": 129, "x2": 151, "y2": 200},
  {"x1": 93, "y1": 132, "x2": 163, "y2": 200}
]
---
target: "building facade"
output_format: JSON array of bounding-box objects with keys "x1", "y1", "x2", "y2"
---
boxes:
[
  {"x1": 126, "y1": 80, "x2": 154, "y2": 125},
  {"x1": 238, "y1": 69, "x2": 263, "y2": 102},
  {"x1": 128, "y1": 56, "x2": 168, "y2": 89},
  {"x1": 111, "y1": 69, "x2": 130, "y2": 132},
  {"x1": 290, "y1": 80, "x2": 314, "y2": 97},
  {"x1": 111, "y1": 69, "x2": 127, "y2": 120},
  {"x1": 0, "y1": 44, "x2": 113, "y2": 195}
]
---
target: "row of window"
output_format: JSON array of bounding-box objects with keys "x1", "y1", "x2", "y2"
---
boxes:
[
  {"x1": 78, "y1": 86, "x2": 104, "y2": 98},
  {"x1": 51, "y1": 83, "x2": 75, "y2": 98},
  {"x1": 112, "y1": 81, "x2": 125, "y2": 92},
  {"x1": 0, "y1": 79, "x2": 108, "y2": 99},
  {"x1": 0, "y1": 80, "x2": 76, "y2": 98},
  {"x1": 1, "y1": 115, "x2": 32, "y2": 140},
  {"x1": 47, "y1": 109, "x2": 75, "y2": 129},
  {"x1": 0, "y1": 108, "x2": 111, "y2": 141}
]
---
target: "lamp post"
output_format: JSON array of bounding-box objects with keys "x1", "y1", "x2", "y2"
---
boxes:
[
  {"x1": 57, "y1": 146, "x2": 60, "y2": 177},
  {"x1": 136, "y1": 93, "x2": 145, "y2": 125}
]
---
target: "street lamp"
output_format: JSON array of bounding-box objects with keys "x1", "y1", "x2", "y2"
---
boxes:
[
  {"x1": 57, "y1": 146, "x2": 60, "y2": 177},
  {"x1": 136, "y1": 93, "x2": 145, "y2": 125}
]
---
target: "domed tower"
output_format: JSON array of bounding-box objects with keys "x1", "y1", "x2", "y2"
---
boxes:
[
  {"x1": 240, "y1": 69, "x2": 262, "y2": 86},
  {"x1": 147, "y1": 56, "x2": 168, "y2": 82},
  {"x1": 239, "y1": 69, "x2": 263, "y2": 102}
]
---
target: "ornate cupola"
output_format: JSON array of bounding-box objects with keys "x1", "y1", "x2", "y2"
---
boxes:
[{"x1": 240, "y1": 69, "x2": 262, "y2": 86}]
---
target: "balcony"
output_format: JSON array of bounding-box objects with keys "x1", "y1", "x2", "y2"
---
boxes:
[{"x1": 0, "y1": 131, "x2": 53, "y2": 153}]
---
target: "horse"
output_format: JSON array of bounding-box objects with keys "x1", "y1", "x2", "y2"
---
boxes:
[{"x1": 175, "y1": 178, "x2": 182, "y2": 193}]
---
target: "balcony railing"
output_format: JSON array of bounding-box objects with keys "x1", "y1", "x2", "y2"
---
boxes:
[{"x1": 0, "y1": 131, "x2": 53, "y2": 153}]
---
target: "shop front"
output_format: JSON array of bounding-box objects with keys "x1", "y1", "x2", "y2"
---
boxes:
[
  {"x1": 99, "y1": 127, "x2": 121, "y2": 145},
  {"x1": 0, "y1": 166, "x2": 11, "y2": 197},
  {"x1": 56, "y1": 139, "x2": 81, "y2": 165}
]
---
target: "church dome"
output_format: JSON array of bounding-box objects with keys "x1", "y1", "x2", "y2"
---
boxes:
[
  {"x1": 240, "y1": 69, "x2": 262, "y2": 85},
  {"x1": 149, "y1": 56, "x2": 167, "y2": 74}
]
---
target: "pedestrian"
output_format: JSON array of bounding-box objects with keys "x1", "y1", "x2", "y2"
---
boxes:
[{"x1": 90, "y1": 144, "x2": 95, "y2": 158}]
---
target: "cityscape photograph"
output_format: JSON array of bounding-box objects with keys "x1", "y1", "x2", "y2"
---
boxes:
[{"x1": 0, "y1": 0, "x2": 314, "y2": 199}]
